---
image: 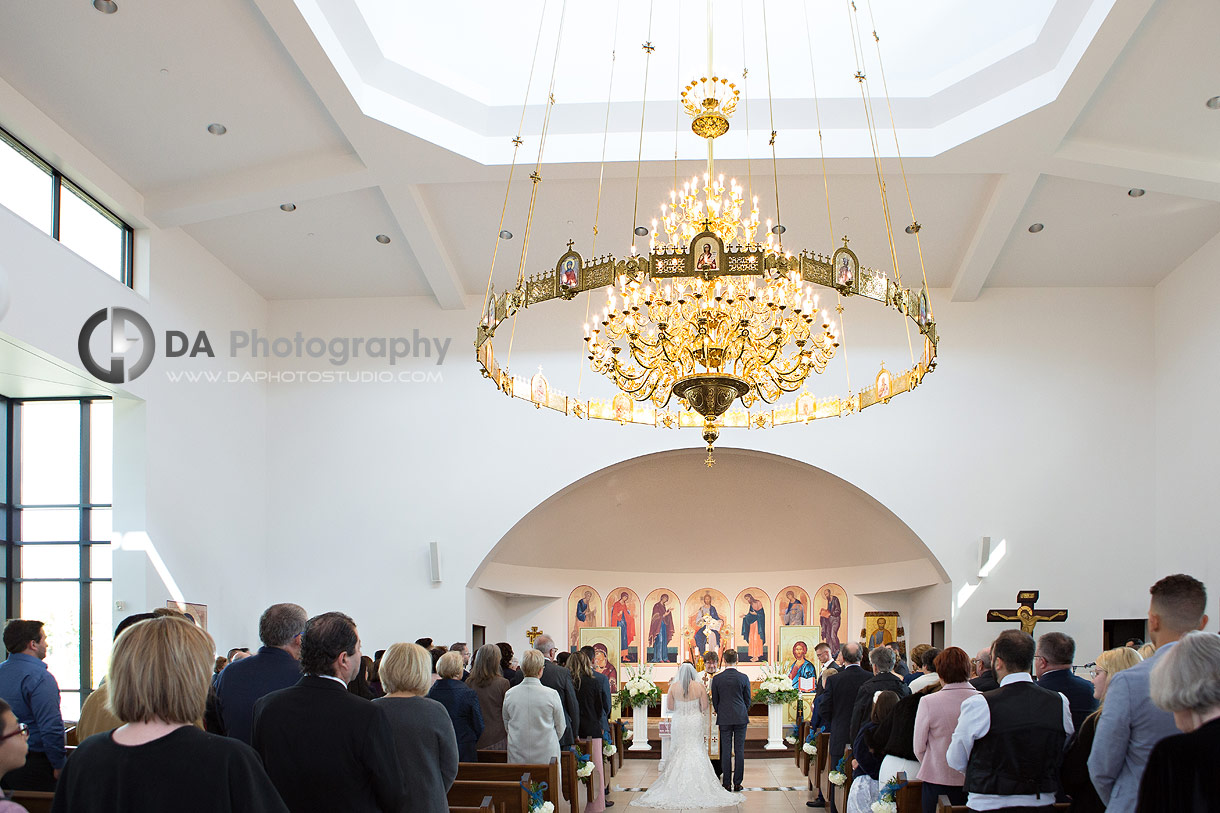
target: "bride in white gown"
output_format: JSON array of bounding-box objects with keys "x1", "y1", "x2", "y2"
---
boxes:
[{"x1": 630, "y1": 663, "x2": 746, "y2": 809}]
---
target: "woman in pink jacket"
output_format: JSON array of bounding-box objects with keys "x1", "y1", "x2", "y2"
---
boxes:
[{"x1": 913, "y1": 647, "x2": 978, "y2": 813}]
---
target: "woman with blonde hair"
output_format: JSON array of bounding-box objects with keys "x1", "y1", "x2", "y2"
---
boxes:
[
  {"x1": 428, "y1": 650, "x2": 484, "y2": 762},
  {"x1": 50, "y1": 615, "x2": 287, "y2": 813},
  {"x1": 466, "y1": 644, "x2": 510, "y2": 750},
  {"x1": 374, "y1": 643, "x2": 459, "y2": 813},
  {"x1": 1060, "y1": 646, "x2": 1143, "y2": 812}
]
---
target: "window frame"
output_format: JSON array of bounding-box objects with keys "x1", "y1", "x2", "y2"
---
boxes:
[
  {"x1": 3, "y1": 396, "x2": 114, "y2": 712},
  {"x1": 0, "y1": 126, "x2": 134, "y2": 288}
]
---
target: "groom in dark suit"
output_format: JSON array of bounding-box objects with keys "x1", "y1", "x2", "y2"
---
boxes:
[{"x1": 711, "y1": 648, "x2": 752, "y2": 792}]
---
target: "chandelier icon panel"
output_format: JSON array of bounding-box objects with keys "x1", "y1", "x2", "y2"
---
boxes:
[{"x1": 475, "y1": 4, "x2": 939, "y2": 465}]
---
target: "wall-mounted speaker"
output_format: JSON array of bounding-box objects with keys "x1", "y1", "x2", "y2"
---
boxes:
[{"x1": 429, "y1": 541, "x2": 442, "y2": 584}]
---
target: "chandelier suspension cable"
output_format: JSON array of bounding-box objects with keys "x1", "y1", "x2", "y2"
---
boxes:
[
  {"x1": 846, "y1": 0, "x2": 915, "y2": 367},
  {"x1": 507, "y1": 0, "x2": 568, "y2": 369},
  {"x1": 673, "y1": 2, "x2": 681, "y2": 192},
  {"x1": 739, "y1": 0, "x2": 752, "y2": 206},
  {"x1": 863, "y1": 0, "x2": 933, "y2": 318},
  {"x1": 481, "y1": 2, "x2": 550, "y2": 316},
  {"x1": 760, "y1": 0, "x2": 782, "y2": 252},
  {"x1": 629, "y1": 0, "x2": 657, "y2": 254},
  {"x1": 578, "y1": 0, "x2": 623, "y2": 398}
]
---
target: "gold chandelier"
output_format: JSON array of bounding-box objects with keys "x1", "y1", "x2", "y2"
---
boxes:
[{"x1": 475, "y1": 3, "x2": 939, "y2": 466}]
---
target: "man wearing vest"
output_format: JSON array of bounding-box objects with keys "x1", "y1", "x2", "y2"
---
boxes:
[{"x1": 947, "y1": 629, "x2": 1073, "y2": 812}]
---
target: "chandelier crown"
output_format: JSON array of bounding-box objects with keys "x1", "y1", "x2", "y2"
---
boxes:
[{"x1": 681, "y1": 76, "x2": 739, "y2": 139}]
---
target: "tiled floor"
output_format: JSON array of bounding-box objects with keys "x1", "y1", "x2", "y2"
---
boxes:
[{"x1": 605, "y1": 757, "x2": 816, "y2": 812}]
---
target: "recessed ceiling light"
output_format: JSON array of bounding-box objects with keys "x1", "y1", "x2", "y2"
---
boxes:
[
  {"x1": 93, "y1": 0, "x2": 118, "y2": 13},
  {"x1": 498, "y1": 229, "x2": 513, "y2": 240},
  {"x1": 770, "y1": 224, "x2": 786, "y2": 235},
  {"x1": 280, "y1": 203, "x2": 296, "y2": 212},
  {"x1": 1206, "y1": 96, "x2": 1220, "y2": 110},
  {"x1": 375, "y1": 234, "x2": 391, "y2": 244},
  {"x1": 634, "y1": 226, "x2": 649, "y2": 236},
  {"x1": 1127, "y1": 188, "x2": 1145, "y2": 198},
  {"x1": 207, "y1": 123, "x2": 227, "y2": 136},
  {"x1": 1028, "y1": 223, "x2": 1044, "y2": 233}
]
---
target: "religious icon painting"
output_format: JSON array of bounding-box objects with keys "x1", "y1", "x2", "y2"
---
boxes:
[
  {"x1": 606, "y1": 588, "x2": 641, "y2": 664},
  {"x1": 734, "y1": 588, "x2": 770, "y2": 664},
  {"x1": 612, "y1": 393, "x2": 633, "y2": 424},
  {"x1": 568, "y1": 586, "x2": 601, "y2": 651},
  {"x1": 863, "y1": 611, "x2": 900, "y2": 651},
  {"x1": 814, "y1": 583, "x2": 847, "y2": 658},
  {"x1": 778, "y1": 625, "x2": 821, "y2": 724},
  {"x1": 875, "y1": 366, "x2": 892, "y2": 401},
  {"x1": 831, "y1": 244, "x2": 858, "y2": 289},
  {"x1": 685, "y1": 588, "x2": 730, "y2": 663},
  {"x1": 644, "y1": 588, "x2": 680, "y2": 665},
  {"x1": 483, "y1": 291, "x2": 497, "y2": 329},
  {"x1": 530, "y1": 371, "x2": 549, "y2": 407},
  {"x1": 579, "y1": 627, "x2": 622, "y2": 716},
  {"x1": 918, "y1": 287, "x2": 930, "y2": 328},
  {"x1": 167, "y1": 601, "x2": 208, "y2": 631},
  {"x1": 689, "y1": 232, "x2": 725, "y2": 276},
  {"x1": 776, "y1": 586, "x2": 811, "y2": 628},
  {"x1": 796, "y1": 392, "x2": 815, "y2": 423},
  {"x1": 556, "y1": 250, "x2": 582, "y2": 298}
]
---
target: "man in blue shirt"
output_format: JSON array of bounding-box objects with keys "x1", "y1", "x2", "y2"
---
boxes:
[
  {"x1": 215, "y1": 602, "x2": 307, "y2": 744},
  {"x1": 0, "y1": 619, "x2": 65, "y2": 790}
]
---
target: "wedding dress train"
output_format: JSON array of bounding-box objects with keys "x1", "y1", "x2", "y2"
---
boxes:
[{"x1": 630, "y1": 691, "x2": 745, "y2": 809}]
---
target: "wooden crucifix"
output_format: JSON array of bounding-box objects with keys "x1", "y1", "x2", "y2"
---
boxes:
[{"x1": 987, "y1": 590, "x2": 1068, "y2": 636}]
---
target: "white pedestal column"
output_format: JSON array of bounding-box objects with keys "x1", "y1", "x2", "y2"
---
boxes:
[
  {"x1": 630, "y1": 705, "x2": 652, "y2": 751},
  {"x1": 765, "y1": 703, "x2": 786, "y2": 750}
]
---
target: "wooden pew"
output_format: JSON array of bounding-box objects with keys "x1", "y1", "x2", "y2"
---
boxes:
[
  {"x1": 477, "y1": 750, "x2": 580, "y2": 813},
  {"x1": 810, "y1": 730, "x2": 829, "y2": 792},
  {"x1": 449, "y1": 794, "x2": 495, "y2": 813},
  {"x1": 10, "y1": 791, "x2": 55, "y2": 813},
  {"x1": 815, "y1": 732, "x2": 833, "y2": 800},
  {"x1": 448, "y1": 774, "x2": 530, "y2": 813},
  {"x1": 459, "y1": 757, "x2": 560, "y2": 813},
  {"x1": 894, "y1": 771, "x2": 922, "y2": 813},
  {"x1": 575, "y1": 737, "x2": 597, "y2": 805},
  {"x1": 832, "y1": 745, "x2": 854, "y2": 813},
  {"x1": 935, "y1": 797, "x2": 1070, "y2": 813},
  {"x1": 795, "y1": 720, "x2": 809, "y2": 768}
]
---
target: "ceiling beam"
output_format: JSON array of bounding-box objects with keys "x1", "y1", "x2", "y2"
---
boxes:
[
  {"x1": 380, "y1": 184, "x2": 466, "y2": 309},
  {"x1": 950, "y1": 172, "x2": 1041, "y2": 302},
  {"x1": 1047, "y1": 139, "x2": 1220, "y2": 203},
  {"x1": 145, "y1": 151, "x2": 374, "y2": 228}
]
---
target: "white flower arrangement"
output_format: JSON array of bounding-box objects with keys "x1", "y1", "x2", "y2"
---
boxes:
[
  {"x1": 623, "y1": 729, "x2": 634, "y2": 741},
  {"x1": 615, "y1": 666, "x2": 661, "y2": 708},
  {"x1": 802, "y1": 742, "x2": 817, "y2": 755},
  {"x1": 870, "y1": 802, "x2": 897, "y2": 813},
  {"x1": 603, "y1": 742, "x2": 617, "y2": 757},
  {"x1": 784, "y1": 735, "x2": 797, "y2": 745},
  {"x1": 576, "y1": 761, "x2": 595, "y2": 779},
  {"x1": 752, "y1": 664, "x2": 800, "y2": 705},
  {"x1": 828, "y1": 770, "x2": 846, "y2": 787},
  {"x1": 534, "y1": 803, "x2": 555, "y2": 813}
]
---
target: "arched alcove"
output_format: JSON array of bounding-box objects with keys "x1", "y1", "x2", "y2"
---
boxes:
[{"x1": 470, "y1": 448, "x2": 951, "y2": 666}]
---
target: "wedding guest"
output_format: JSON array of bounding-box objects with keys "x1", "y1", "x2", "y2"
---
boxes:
[
  {"x1": 579, "y1": 645, "x2": 614, "y2": 745},
  {"x1": 569, "y1": 651, "x2": 608, "y2": 813},
  {"x1": 849, "y1": 646, "x2": 910, "y2": 741},
  {"x1": 415, "y1": 638, "x2": 434, "y2": 649},
  {"x1": 903, "y1": 645, "x2": 932, "y2": 686},
  {"x1": 76, "y1": 612, "x2": 157, "y2": 741},
  {"x1": 429, "y1": 651, "x2": 483, "y2": 762},
  {"x1": 497, "y1": 642, "x2": 524, "y2": 686},
  {"x1": 818, "y1": 642, "x2": 869, "y2": 809},
  {"x1": 556, "y1": 651, "x2": 571, "y2": 668},
  {"x1": 874, "y1": 680, "x2": 929, "y2": 787},
  {"x1": 913, "y1": 647, "x2": 978, "y2": 813},
  {"x1": 969, "y1": 647, "x2": 999, "y2": 692},
  {"x1": 908, "y1": 648, "x2": 941, "y2": 694},
  {"x1": 503, "y1": 649, "x2": 566, "y2": 764},
  {"x1": 466, "y1": 644, "x2": 510, "y2": 751},
  {"x1": 369, "y1": 650, "x2": 385, "y2": 698},
  {"x1": 0, "y1": 698, "x2": 28, "y2": 813},
  {"x1": 887, "y1": 643, "x2": 910, "y2": 678},
  {"x1": 1036, "y1": 632, "x2": 1098, "y2": 731},
  {"x1": 1137, "y1": 630, "x2": 1220, "y2": 811},
  {"x1": 1090, "y1": 574, "x2": 1208, "y2": 812},
  {"x1": 534, "y1": 635, "x2": 580, "y2": 748},
  {"x1": 215, "y1": 603, "x2": 307, "y2": 745},
  {"x1": 0, "y1": 620, "x2": 64, "y2": 791},
  {"x1": 430, "y1": 647, "x2": 447, "y2": 686},
  {"x1": 844, "y1": 691, "x2": 900, "y2": 813},
  {"x1": 375, "y1": 643, "x2": 459, "y2": 813},
  {"x1": 1060, "y1": 646, "x2": 1142, "y2": 813},
  {"x1": 214, "y1": 657, "x2": 228, "y2": 678},
  {"x1": 51, "y1": 616, "x2": 288, "y2": 813},
  {"x1": 1137, "y1": 642, "x2": 1156, "y2": 660},
  {"x1": 348, "y1": 656, "x2": 376, "y2": 700}
]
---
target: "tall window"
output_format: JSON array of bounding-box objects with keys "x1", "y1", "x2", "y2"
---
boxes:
[
  {"x1": 0, "y1": 127, "x2": 133, "y2": 287},
  {"x1": 2, "y1": 398, "x2": 113, "y2": 719}
]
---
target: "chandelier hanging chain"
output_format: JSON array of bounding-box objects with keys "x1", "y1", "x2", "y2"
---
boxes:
[
  {"x1": 863, "y1": 0, "x2": 934, "y2": 321},
  {"x1": 673, "y1": 1, "x2": 681, "y2": 193},
  {"x1": 630, "y1": 0, "x2": 657, "y2": 254},
  {"x1": 578, "y1": 0, "x2": 623, "y2": 399},
  {"x1": 482, "y1": 2, "x2": 549, "y2": 323},
  {"x1": 802, "y1": 2, "x2": 837, "y2": 253},
  {"x1": 739, "y1": 0, "x2": 753, "y2": 207},
  {"x1": 761, "y1": 0, "x2": 782, "y2": 253},
  {"x1": 847, "y1": 0, "x2": 915, "y2": 367},
  {"x1": 507, "y1": 0, "x2": 568, "y2": 370}
]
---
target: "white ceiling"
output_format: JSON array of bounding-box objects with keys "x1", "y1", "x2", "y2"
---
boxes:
[
  {"x1": 0, "y1": 0, "x2": 1217, "y2": 306},
  {"x1": 485, "y1": 448, "x2": 942, "y2": 573}
]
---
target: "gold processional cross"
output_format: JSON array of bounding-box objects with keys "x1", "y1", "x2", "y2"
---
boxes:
[
  {"x1": 526, "y1": 626, "x2": 543, "y2": 646},
  {"x1": 986, "y1": 590, "x2": 1068, "y2": 636}
]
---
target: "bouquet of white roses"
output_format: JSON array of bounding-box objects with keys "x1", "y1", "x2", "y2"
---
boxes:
[
  {"x1": 751, "y1": 664, "x2": 799, "y2": 705},
  {"x1": 603, "y1": 742, "x2": 617, "y2": 757},
  {"x1": 828, "y1": 757, "x2": 847, "y2": 786},
  {"x1": 784, "y1": 735, "x2": 797, "y2": 745},
  {"x1": 623, "y1": 729, "x2": 634, "y2": 741},
  {"x1": 614, "y1": 666, "x2": 661, "y2": 709},
  {"x1": 524, "y1": 780, "x2": 553, "y2": 813},
  {"x1": 802, "y1": 741, "x2": 817, "y2": 755},
  {"x1": 870, "y1": 802, "x2": 897, "y2": 813},
  {"x1": 870, "y1": 777, "x2": 902, "y2": 812}
]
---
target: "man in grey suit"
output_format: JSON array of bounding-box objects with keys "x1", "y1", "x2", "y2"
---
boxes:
[
  {"x1": 1089, "y1": 574, "x2": 1208, "y2": 813},
  {"x1": 534, "y1": 634, "x2": 580, "y2": 748},
  {"x1": 711, "y1": 648, "x2": 752, "y2": 792}
]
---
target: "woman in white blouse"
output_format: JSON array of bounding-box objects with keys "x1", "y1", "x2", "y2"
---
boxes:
[{"x1": 502, "y1": 649, "x2": 567, "y2": 764}]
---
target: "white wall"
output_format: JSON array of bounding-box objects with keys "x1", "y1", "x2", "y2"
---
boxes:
[{"x1": 1154, "y1": 231, "x2": 1220, "y2": 617}]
